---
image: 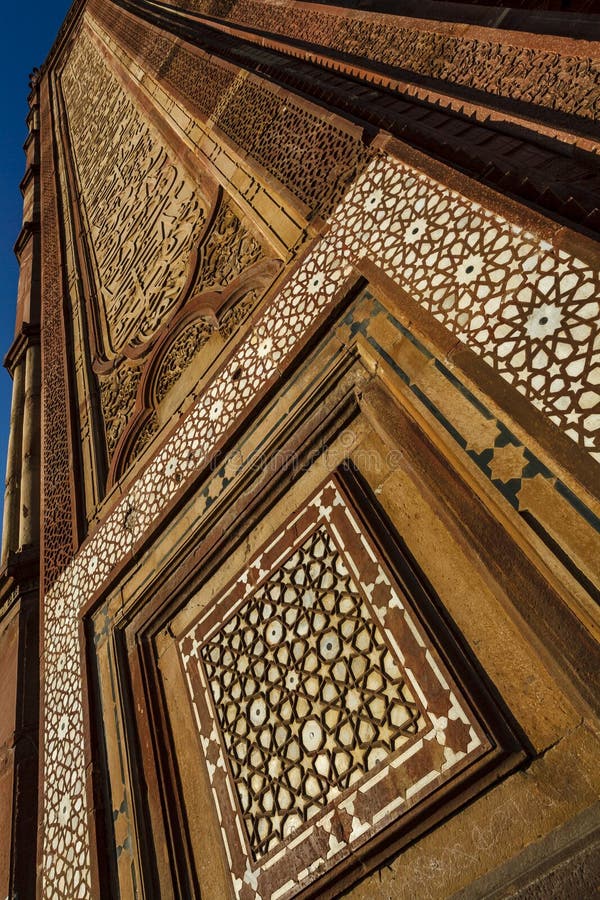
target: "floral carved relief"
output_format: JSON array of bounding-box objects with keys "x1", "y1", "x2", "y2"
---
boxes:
[
  {"x1": 219, "y1": 289, "x2": 259, "y2": 339},
  {"x1": 154, "y1": 319, "x2": 215, "y2": 404},
  {"x1": 106, "y1": 256, "x2": 281, "y2": 485},
  {"x1": 99, "y1": 364, "x2": 143, "y2": 456},
  {"x1": 184, "y1": 193, "x2": 264, "y2": 297}
]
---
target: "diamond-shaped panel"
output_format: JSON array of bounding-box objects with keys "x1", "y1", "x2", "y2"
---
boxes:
[{"x1": 201, "y1": 526, "x2": 424, "y2": 858}]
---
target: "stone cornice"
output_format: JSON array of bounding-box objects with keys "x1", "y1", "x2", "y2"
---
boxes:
[
  {"x1": 3, "y1": 324, "x2": 41, "y2": 376},
  {"x1": 13, "y1": 220, "x2": 39, "y2": 260}
]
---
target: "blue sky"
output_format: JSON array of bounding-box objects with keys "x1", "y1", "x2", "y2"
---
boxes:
[{"x1": 0, "y1": 1, "x2": 72, "y2": 548}]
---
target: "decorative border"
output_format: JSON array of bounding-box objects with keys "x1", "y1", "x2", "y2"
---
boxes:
[
  {"x1": 39, "y1": 74, "x2": 91, "y2": 900},
  {"x1": 164, "y1": 0, "x2": 599, "y2": 120},
  {"x1": 347, "y1": 293, "x2": 600, "y2": 604},
  {"x1": 39, "y1": 77, "x2": 78, "y2": 592}
]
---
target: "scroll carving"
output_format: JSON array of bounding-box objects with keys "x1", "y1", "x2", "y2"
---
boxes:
[
  {"x1": 99, "y1": 365, "x2": 143, "y2": 455},
  {"x1": 186, "y1": 200, "x2": 263, "y2": 298},
  {"x1": 128, "y1": 412, "x2": 160, "y2": 465},
  {"x1": 219, "y1": 289, "x2": 258, "y2": 339},
  {"x1": 154, "y1": 319, "x2": 214, "y2": 403},
  {"x1": 61, "y1": 30, "x2": 210, "y2": 359},
  {"x1": 108, "y1": 255, "x2": 281, "y2": 483}
]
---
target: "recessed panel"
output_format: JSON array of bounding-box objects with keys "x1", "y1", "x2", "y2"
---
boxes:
[{"x1": 178, "y1": 475, "x2": 513, "y2": 898}]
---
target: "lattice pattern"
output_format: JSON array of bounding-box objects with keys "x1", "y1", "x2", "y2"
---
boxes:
[
  {"x1": 227, "y1": 98, "x2": 368, "y2": 214},
  {"x1": 201, "y1": 524, "x2": 422, "y2": 858},
  {"x1": 90, "y1": 1, "x2": 371, "y2": 219},
  {"x1": 209, "y1": 66, "x2": 371, "y2": 217},
  {"x1": 94, "y1": 0, "x2": 172, "y2": 65},
  {"x1": 332, "y1": 158, "x2": 600, "y2": 458},
  {"x1": 91, "y1": 0, "x2": 237, "y2": 118},
  {"x1": 162, "y1": 43, "x2": 237, "y2": 119},
  {"x1": 39, "y1": 89, "x2": 78, "y2": 590},
  {"x1": 215, "y1": 77, "x2": 279, "y2": 157},
  {"x1": 176, "y1": 0, "x2": 600, "y2": 121}
]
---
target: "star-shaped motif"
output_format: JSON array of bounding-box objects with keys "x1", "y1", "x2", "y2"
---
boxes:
[
  {"x1": 488, "y1": 443, "x2": 527, "y2": 483},
  {"x1": 465, "y1": 418, "x2": 500, "y2": 456},
  {"x1": 429, "y1": 713, "x2": 448, "y2": 745},
  {"x1": 525, "y1": 303, "x2": 562, "y2": 339},
  {"x1": 444, "y1": 717, "x2": 473, "y2": 755},
  {"x1": 405, "y1": 736, "x2": 446, "y2": 781}
]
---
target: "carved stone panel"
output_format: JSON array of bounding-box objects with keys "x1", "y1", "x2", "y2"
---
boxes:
[
  {"x1": 60, "y1": 27, "x2": 280, "y2": 476},
  {"x1": 99, "y1": 364, "x2": 143, "y2": 455},
  {"x1": 103, "y1": 253, "x2": 279, "y2": 483},
  {"x1": 61, "y1": 29, "x2": 209, "y2": 359},
  {"x1": 186, "y1": 199, "x2": 263, "y2": 299},
  {"x1": 179, "y1": 476, "x2": 522, "y2": 898},
  {"x1": 154, "y1": 319, "x2": 215, "y2": 404},
  {"x1": 173, "y1": 0, "x2": 600, "y2": 122}
]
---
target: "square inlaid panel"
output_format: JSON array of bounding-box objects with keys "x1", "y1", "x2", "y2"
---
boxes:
[{"x1": 179, "y1": 475, "x2": 522, "y2": 898}]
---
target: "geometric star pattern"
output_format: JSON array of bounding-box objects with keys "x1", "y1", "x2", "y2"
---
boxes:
[
  {"x1": 199, "y1": 525, "x2": 423, "y2": 858},
  {"x1": 488, "y1": 443, "x2": 529, "y2": 484},
  {"x1": 180, "y1": 480, "x2": 487, "y2": 898},
  {"x1": 335, "y1": 158, "x2": 600, "y2": 461}
]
